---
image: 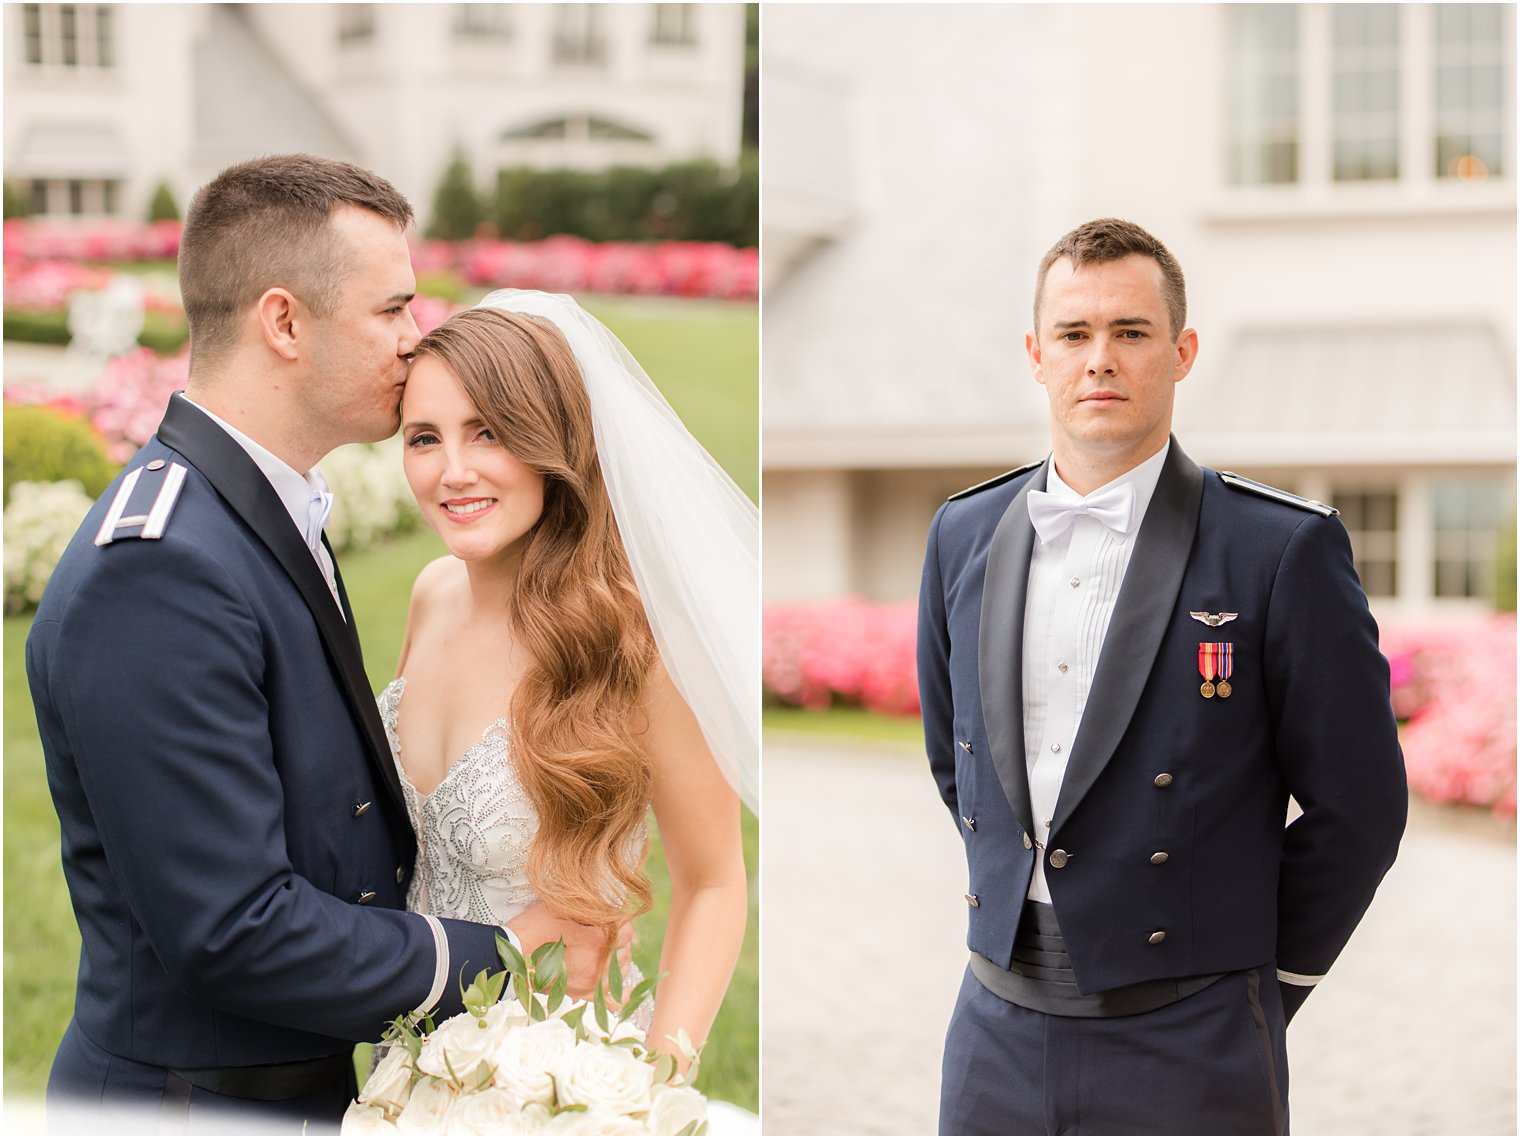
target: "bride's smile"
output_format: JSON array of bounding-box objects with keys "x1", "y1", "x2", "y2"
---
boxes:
[{"x1": 400, "y1": 355, "x2": 545, "y2": 564}]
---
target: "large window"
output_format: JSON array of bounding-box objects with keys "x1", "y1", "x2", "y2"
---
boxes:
[
  {"x1": 1333, "y1": 489, "x2": 1400, "y2": 598},
  {"x1": 21, "y1": 4, "x2": 114, "y2": 69},
  {"x1": 554, "y1": 5, "x2": 606, "y2": 66},
  {"x1": 28, "y1": 178, "x2": 121, "y2": 219},
  {"x1": 1432, "y1": 480, "x2": 1507, "y2": 600},
  {"x1": 1225, "y1": 3, "x2": 1512, "y2": 191},
  {"x1": 1332, "y1": 5, "x2": 1401, "y2": 181},
  {"x1": 1435, "y1": 4, "x2": 1507, "y2": 180},
  {"x1": 1228, "y1": 5, "x2": 1300, "y2": 185}
]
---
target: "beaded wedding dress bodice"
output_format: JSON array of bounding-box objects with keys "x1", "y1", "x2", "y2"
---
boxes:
[
  {"x1": 379, "y1": 677, "x2": 539, "y2": 924},
  {"x1": 378, "y1": 677, "x2": 652, "y2": 1029}
]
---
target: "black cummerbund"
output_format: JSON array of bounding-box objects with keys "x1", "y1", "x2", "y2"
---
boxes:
[{"x1": 971, "y1": 901, "x2": 1225, "y2": 1018}]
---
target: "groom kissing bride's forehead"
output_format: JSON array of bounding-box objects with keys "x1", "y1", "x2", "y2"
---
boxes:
[{"x1": 28, "y1": 154, "x2": 635, "y2": 1134}]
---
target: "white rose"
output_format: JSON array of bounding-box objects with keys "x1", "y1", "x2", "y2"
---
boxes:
[
  {"x1": 546, "y1": 1108, "x2": 648, "y2": 1135},
  {"x1": 554, "y1": 1042, "x2": 654, "y2": 1116},
  {"x1": 358, "y1": 1045, "x2": 416, "y2": 1116},
  {"x1": 417, "y1": 1013, "x2": 496, "y2": 1088},
  {"x1": 341, "y1": 1101, "x2": 401, "y2": 1134},
  {"x1": 451, "y1": 1087, "x2": 525, "y2": 1135},
  {"x1": 396, "y1": 1078, "x2": 458, "y2": 1135},
  {"x1": 494, "y1": 1018, "x2": 578, "y2": 1105},
  {"x1": 487, "y1": 996, "x2": 534, "y2": 1032},
  {"x1": 519, "y1": 1102, "x2": 554, "y2": 1133},
  {"x1": 645, "y1": 1084, "x2": 708, "y2": 1136}
]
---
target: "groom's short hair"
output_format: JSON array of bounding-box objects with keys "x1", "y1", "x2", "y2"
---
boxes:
[
  {"x1": 1033, "y1": 218, "x2": 1188, "y2": 341},
  {"x1": 179, "y1": 154, "x2": 414, "y2": 366}
]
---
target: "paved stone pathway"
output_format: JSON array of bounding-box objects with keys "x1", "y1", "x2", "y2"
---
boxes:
[{"x1": 762, "y1": 736, "x2": 1516, "y2": 1136}]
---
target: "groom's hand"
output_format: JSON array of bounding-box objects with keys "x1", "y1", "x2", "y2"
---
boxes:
[{"x1": 505, "y1": 902, "x2": 636, "y2": 999}]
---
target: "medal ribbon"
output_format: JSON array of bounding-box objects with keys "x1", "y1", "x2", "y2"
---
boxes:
[
  {"x1": 1219, "y1": 642, "x2": 1233, "y2": 682},
  {"x1": 1197, "y1": 642, "x2": 1218, "y2": 682}
]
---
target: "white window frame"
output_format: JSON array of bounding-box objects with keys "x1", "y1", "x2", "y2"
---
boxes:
[
  {"x1": 1210, "y1": 3, "x2": 1515, "y2": 219},
  {"x1": 28, "y1": 177, "x2": 121, "y2": 219},
  {"x1": 651, "y1": 3, "x2": 698, "y2": 48},
  {"x1": 20, "y1": 3, "x2": 114, "y2": 72}
]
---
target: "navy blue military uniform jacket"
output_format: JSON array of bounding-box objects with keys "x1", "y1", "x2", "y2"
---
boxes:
[
  {"x1": 28, "y1": 394, "x2": 502, "y2": 1068},
  {"x1": 917, "y1": 439, "x2": 1407, "y2": 1018}
]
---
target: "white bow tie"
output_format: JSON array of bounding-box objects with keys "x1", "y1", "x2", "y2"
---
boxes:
[
  {"x1": 1026, "y1": 482, "x2": 1138, "y2": 544},
  {"x1": 305, "y1": 488, "x2": 334, "y2": 555}
]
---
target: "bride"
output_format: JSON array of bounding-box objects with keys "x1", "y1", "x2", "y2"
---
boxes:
[{"x1": 383, "y1": 290, "x2": 756, "y2": 1075}]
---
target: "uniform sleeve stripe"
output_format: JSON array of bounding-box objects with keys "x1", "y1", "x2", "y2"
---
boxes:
[
  {"x1": 1276, "y1": 968, "x2": 1325, "y2": 986},
  {"x1": 414, "y1": 914, "x2": 448, "y2": 1014}
]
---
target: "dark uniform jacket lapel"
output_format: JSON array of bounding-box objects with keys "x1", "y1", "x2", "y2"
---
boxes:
[
  {"x1": 1052, "y1": 441, "x2": 1204, "y2": 830},
  {"x1": 977, "y1": 458, "x2": 1048, "y2": 841},
  {"x1": 156, "y1": 393, "x2": 403, "y2": 811}
]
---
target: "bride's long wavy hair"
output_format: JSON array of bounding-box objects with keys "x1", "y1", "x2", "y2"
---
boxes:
[{"x1": 411, "y1": 308, "x2": 656, "y2": 943}]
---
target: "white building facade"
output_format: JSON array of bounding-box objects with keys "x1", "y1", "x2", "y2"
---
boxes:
[
  {"x1": 763, "y1": 3, "x2": 1516, "y2": 618},
  {"x1": 5, "y1": 3, "x2": 746, "y2": 227}
]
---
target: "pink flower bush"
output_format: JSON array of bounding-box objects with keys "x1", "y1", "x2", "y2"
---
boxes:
[
  {"x1": 763, "y1": 597, "x2": 920, "y2": 716},
  {"x1": 455, "y1": 237, "x2": 758, "y2": 300},
  {"x1": 89, "y1": 347, "x2": 190, "y2": 461},
  {"x1": 1380, "y1": 616, "x2": 1516, "y2": 815},
  {"x1": 3, "y1": 219, "x2": 181, "y2": 263},
  {"x1": 5, "y1": 258, "x2": 181, "y2": 316}
]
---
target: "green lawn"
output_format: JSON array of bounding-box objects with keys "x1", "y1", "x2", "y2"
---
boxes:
[
  {"x1": 763, "y1": 704, "x2": 926, "y2": 747},
  {"x1": 3, "y1": 299, "x2": 758, "y2": 1109}
]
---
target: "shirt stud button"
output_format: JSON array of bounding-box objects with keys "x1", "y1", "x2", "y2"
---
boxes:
[
  {"x1": 1057, "y1": 662, "x2": 1068, "y2": 673},
  {"x1": 1069, "y1": 577, "x2": 1081, "y2": 588}
]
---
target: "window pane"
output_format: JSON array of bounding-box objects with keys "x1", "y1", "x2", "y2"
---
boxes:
[
  {"x1": 68, "y1": 180, "x2": 84, "y2": 215},
  {"x1": 24, "y1": 4, "x2": 42, "y2": 64},
  {"x1": 1332, "y1": 4, "x2": 1401, "y2": 182},
  {"x1": 96, "y1": 4, "x2": 112, "y2": 67},
  {"x1": 60, "y1": 4, "x2": 78, "y2": 66},
  {"x1": 1434, "y1": 4, "x2": 1509, "y2": 180},
  {"x1": 1227, "y1": 6, "x2": 1300, "y2": 185}
]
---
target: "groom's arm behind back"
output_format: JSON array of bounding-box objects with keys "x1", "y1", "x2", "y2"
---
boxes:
[{"x1": 918, "y1": 503, "x2": 960, "y2": 824}]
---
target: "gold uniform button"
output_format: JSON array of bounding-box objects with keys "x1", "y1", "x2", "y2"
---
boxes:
[
  {"x1": 353, "y1": 801, "x2": 373, "y2": 817},
  {"x1": 357, "y1": 891, "x2": 377, "y2": 905},
  {"x1": 1150, "y1": 852, "x2": 1170, "y2": 865},
  {"x1": 965, "y1": 894, "x2": 980, "y2": 908},
  {"x1": 1048, "y1": 849, "x2": 1069, "y2": 869},
  {"x1": 145, "y1": 459, "x2": 166, "y2": 472},
  {"x1": 1148, "y1": 930, "x2": 1167, "y2": 945},
  {"x1": 395, "y1": 866, "x2": 405, "y2": 883},
  {"x1": 959, "y1": 740, "x2": 973, "y2": 754},
  {"x1": 1153, "y1": 773, "x2": 1174, "y2": 788},
  {"x1": 962, "y1": 816, "x2": 976, "y2": 832},
  {"x1": 1022, "y1": 832, "x2": 1033, "y2": 850}
]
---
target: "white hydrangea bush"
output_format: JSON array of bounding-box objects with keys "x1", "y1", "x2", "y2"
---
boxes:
[
  {"x1": 4, "y1": 480, "x2": 95, "y2": 614},
  {"x1": 320, "y1": 437, "x2": 420, "y2": 553}
]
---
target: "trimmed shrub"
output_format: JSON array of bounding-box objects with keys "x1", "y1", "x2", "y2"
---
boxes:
[
  {"x1": 147, "y1": 181, "x2": 180, "y2": 223},
  {"x1": 4, "y1": 480, "x2": 96, "y2": 613},
  {"x1": 1496, "y1": 511, "x2": 1516, "y2": 612},
  {"x1": 3, "y1": 405, "x2": 119, "y2": 503},
  {"x1": 3, "y1": 308, "x2": 72, "y2": 346},
  {"x1": 427, "y1": 154, "x2": 483, "y2": 241},
  {"x1": 3, "y1": 180, "x2": 30, "y2": 220}
]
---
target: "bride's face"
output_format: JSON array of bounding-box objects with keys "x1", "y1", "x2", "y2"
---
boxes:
[{"x1": 401, "y1": 356, "x2": 546, "y2": 566}]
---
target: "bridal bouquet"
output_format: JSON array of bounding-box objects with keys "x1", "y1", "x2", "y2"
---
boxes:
[{"x1": 342, "y1": 937, "x2": 707, "y2": 1136}]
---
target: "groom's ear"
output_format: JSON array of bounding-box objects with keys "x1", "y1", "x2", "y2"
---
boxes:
[
  {"x1": 1026, "y1": 329, "x2": 1046, "y2": 385},
  {"x1": 256, "y1": 287, "x2": 303, "y2": 362}
]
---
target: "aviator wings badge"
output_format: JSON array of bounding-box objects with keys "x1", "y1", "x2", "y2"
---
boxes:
[{"x1": 1190, "y1": 611, "x2": 1239, "y2": 628}]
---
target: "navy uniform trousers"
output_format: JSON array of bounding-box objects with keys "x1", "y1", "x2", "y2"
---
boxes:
[
  {"x1": 940, "y1": 965, "x2": 1288, "y2": 1136},
  {"x1": 918, "y1": 440, "x2": 1405, "y2": 1136}
]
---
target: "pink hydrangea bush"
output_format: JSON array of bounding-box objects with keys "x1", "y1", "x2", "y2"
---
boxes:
[
  {"x1": 3, "y1": 219, "x2": 181, "y2": 263},
  {"x1": 455, "y1": 237, "x2": 758, "y2": 300},
  {"x1": 762, "y1": 597, "x2": 920, "y2": 716},
  {"x1": 1380, "y1": 617, "x2": 1516, "y2": 815},
  {"x1": 89, "y1": 347, "x2": 190, "y2": 461}
]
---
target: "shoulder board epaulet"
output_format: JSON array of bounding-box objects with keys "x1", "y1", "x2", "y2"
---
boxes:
[
  {"x1": 1218, "y1": 471, "x2": 1337, "y2": 517},
  {"x1": 94, "y1": 460, "x2": 189, "y2": 546},
  {"x1": 947, "y1": 461, "x2": 1042, "y2": 502}
]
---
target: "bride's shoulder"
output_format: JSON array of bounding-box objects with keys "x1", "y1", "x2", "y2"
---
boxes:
[{"x1": 407, "y1": 556, "x2": 469, "y2": 624}]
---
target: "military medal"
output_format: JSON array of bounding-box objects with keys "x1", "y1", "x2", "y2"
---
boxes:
[
  {"x1": 1216, "y1": 642, "x2": 1234, "y2": 698},
  {"x1": 1198, "y1": 642, "x2": 1217, "y2": 698}
]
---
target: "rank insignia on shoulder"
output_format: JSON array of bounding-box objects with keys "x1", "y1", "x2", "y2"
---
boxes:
[
  {"x1": 1218, "y1": 472, "x2": 1338, "y2": 517},
  {"x1": 948, "y1": 461, "x2": 1042, "y2": 502},
  {"x1": 94, "y1": 461, "x2": 189, "y2": 547}
]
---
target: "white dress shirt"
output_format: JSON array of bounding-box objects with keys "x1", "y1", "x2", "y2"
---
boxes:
[
  {"x1": 1022, "y1": 442, "x2": 1170, "y2": 902},
  {"x1": 181, "y1": 396, "x2": 344, "y2": 613}
]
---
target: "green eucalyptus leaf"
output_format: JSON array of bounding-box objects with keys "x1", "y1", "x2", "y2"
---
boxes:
[
  {"x1": 561, "y1": 1004, "x2": 586, "y2": 1031},
  {"x1": 548, "y1": 969, "x2": 569, "y2": 1013},
  {"x1": 652, "y1": 1052, "x2": 677, "y2": 1086},
  {"x1": 512, "y1": 971, "x2": 534, "y2": 1013},
  {"x1": 677, "y1": 1123, "x2": 700, "y2": 1137},
  {"x1": 623, "y1": 976, "x2": 658, "y2": 1012},
  {"x1": 496, "y1": 933, "x2": 529, "y2": 977},
  {"x1": 536, "y1": 939, "x2": 566, "y2": 988},
  {"x1": 608, "y1": 945, "x2": 624, "y2": 1003},
  {"x1": 593, "y1": 982, "x2": 610, "y2": 1034}
]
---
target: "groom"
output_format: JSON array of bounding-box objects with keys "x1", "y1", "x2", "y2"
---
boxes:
[
  {"x1": 917, "y1": 218, "x2": 1407, "y2": 1134},
  {"x1": 28, "y1": 155, "x2": 621, "y2": 1133}
]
